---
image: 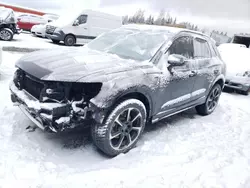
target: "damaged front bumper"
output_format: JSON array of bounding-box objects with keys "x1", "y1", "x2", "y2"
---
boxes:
[{"x1": 9, "y1": 82, "x2": 103, "y2": 132}]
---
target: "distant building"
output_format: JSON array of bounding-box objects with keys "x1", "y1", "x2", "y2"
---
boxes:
[
  {"x1": 0, "y1": 2, "x2": 45, "y2": 16},
  {"x1": 210, "y1": 32, "x2": 232, "y2": 46}
]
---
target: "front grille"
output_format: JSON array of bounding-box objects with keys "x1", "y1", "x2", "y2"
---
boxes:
[
  {"x1": 23, "y1": 75, "x2": 44, "y2": 99},
  {"x1": 46, "y1": 25, "x2": 56, "y2": 34}
]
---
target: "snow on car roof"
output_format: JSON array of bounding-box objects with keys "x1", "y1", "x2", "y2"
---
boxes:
[{"x1": 122, "y1": 24, "x2": 207, "y2": 36}]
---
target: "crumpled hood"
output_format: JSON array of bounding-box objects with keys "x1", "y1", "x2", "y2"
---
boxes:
[{"x1": 16, "y1": 47, "x2": 154, "y2": 82}]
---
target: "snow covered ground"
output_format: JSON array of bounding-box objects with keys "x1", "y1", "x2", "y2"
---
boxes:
[
  {"x1": 1, "y1": 51, "x2": 250, "y2": 188},
  {"x1": 1, "y1": 32, "x2": 80, "y2": 50}
]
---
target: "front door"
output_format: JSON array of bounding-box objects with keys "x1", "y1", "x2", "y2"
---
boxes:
[
  {"x1": 73, "y1": 14, "x2": 89, "y2": 44},
  {"x1": 156, "y1": 35, "x2": 197, "y2": 118}
]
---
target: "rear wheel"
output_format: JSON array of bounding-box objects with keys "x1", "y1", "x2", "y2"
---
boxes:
[
  {"x1": 52, "y1": 39, "x2": 60, "y2": 44},
  {"x1": 0, "y1": 28, "x2": 13, "y2": 41},
  {"x1": 91, "y1": 99, "x2": 147, "y2": 157},
  {"x1": 196, "y1": 84, "x2": 222, "y2": 115},
  {"x1": 241, "y1": 90, "x2": 249, "y2": 96},
  {"x1": 64, "y1": 35, "x2": 75, "y2": 46}
]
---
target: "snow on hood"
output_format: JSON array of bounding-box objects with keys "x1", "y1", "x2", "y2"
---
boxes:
[
  {"x1": 218, "y1": 44, "x2": 250, "y2": 77},
  {"x1": 15, "y1": 47, "x2": 153, "y2": 83}
]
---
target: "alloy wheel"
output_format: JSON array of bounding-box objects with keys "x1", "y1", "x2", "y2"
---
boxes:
[
  {"x1": 109, "y1": 108, "x2": 143, "y2": 150},
  {"x1": 0, "y1": 30, "x2": 11, "y2": 41},
  {"x1": 206, "y1": 86, "x2": 221, "y2": 112}
]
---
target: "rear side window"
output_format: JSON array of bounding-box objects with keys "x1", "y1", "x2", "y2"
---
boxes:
[
  {"x1": 77, "y1": 15, "x2": 88, "y2": 24},
  {"x1": 194, "y1": 38, "x2": 211, "y2": 58},
  {"x1": 169, "y1": 36, "x2": 194, "y2": 59}
]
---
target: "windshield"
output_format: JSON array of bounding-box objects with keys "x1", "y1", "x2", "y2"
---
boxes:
[{"x1": 87, "y1": 28, "x2": 172, "y2": 61}]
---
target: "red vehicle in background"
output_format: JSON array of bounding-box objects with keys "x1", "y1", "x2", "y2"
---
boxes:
[{"x1": 17, "y1": 13, "x2": 47, "y2": 31}]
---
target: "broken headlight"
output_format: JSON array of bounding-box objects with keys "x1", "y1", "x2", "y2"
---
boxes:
[
  {"x1": 40, "y1": 82, "x2": 70, "y2": 102},
  {"x1": 40, "y1": 82, "x2": 102, "y2": 103}
]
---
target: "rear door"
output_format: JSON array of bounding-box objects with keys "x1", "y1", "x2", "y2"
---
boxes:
[{"x1": 191, "y1": 36, "x2": 217, "y2": 101}]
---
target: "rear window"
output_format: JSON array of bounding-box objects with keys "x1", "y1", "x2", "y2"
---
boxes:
[{"x1": 193, "y1": 38, "x2": 211, "y2": 58}]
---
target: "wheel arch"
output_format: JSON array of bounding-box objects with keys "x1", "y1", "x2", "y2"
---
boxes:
[
  {"x1": 214, "y1": 78, "x2": 224, "y2": 89},
  {"x1": 64, "y1": 33, "x2": 76, "y2": 43},
  {"x1": 100, "y1": 88, "x2": 154, "y2": 124},
  {"x1": 211, "y1": 74, "x2": 225, "y2": 90},
  {"x1": 114, "y1": 91, "x2": 152, "y2": 118}
]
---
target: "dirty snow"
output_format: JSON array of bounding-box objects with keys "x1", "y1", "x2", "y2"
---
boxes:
[{"x1": 1, "y1": 51, "x2": 250, "y2": 188}]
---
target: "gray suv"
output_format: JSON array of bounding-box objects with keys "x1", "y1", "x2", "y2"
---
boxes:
[{"x1": 10, "y1": 25, "x2": 226, "y2": 156}]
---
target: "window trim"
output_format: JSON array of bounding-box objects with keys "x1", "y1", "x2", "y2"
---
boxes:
[
  {"x1": 167, "y1": 35, "x2": 195, "y2": 59},
  {"x1": 77, "y1": 14, "x2": 88, "y2": 25},
  {"x1": 193, "y1": 37, "x2": 212, "y2": 59}
]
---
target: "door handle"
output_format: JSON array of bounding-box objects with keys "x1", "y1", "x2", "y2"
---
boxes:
[
  {"x1": 83, "y1": 27, "x2": 87, "y2": 30},
  {"x1": 189, "y1": 71, "x2": 197, "y2": 77}
]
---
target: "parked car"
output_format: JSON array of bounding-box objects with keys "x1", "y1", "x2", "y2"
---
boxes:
[
  {"x1": 218, "y1": 43, "x2": 250, "y2": 95},
  {"x1": 17, "y1": 13, "x2": 47, "y2": 31},
  {"x1": 31, "y1": 23, "x2": 47, "y2": 37},
  {"x1": 42, "y1": 13, "x2": 59, "y2": 23},
  {"x1": 231, "y1": 34, "x2": 250, "y2": 48},
  {"x1": 31, "y1": 14, "x2": 59, "y2": 38},
  {"x1": 0, "y1": 7, "x2": 21, "y2": 41},
  {"x1": 10, "y1": 25, "x2": 226, "y2": 156},
  {"x1": 45, "y1": 9, "x2": 122, "y2": 46}
]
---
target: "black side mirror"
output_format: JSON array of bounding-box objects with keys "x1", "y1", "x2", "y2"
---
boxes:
[
  {"x1": 168, "y1": 54, "x2": 186, "y2": 66},
  {"x1": 73, "y1": 20, "x2": 79, "y2": 26}
]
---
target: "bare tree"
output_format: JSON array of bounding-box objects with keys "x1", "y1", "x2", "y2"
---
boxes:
[
  {"x1": 145, "y1": 15, "x2": 154, "y2": 25},
  {"x1": 122, "y1": 15, "x2": 129, "y2": 25},
  {"x1": 155, "y1": 9, "x2": 165, "y2": 25},
  {"x1": 131, "y1": 9, "x2": 145, "y2": 24}
]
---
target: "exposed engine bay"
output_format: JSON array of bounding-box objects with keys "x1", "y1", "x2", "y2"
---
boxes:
[{"x1": 10, "y1": 68, "x2": 103, "y2": 132}]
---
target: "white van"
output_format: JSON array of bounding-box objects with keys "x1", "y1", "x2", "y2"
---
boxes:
[{"x1": 45, "y1": 9, "x2": 122, "y2": 46}]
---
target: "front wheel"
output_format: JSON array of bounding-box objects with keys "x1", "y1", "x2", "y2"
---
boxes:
[
  {"x1": 196, "y1": 84, "x2": 222, "y2": 116},
  {"x1": 91, "y1": 99, "x2": 147, "y2": 157},
  {"x1": 64, "y1": 35, "x2": 75, "y2": 46},
  {"x1": 0, "y1": 28, "x2": 13, "y2": 41}
]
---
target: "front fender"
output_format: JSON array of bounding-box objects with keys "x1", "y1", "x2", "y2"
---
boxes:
[{"x1": 90, "y1": 75, "x2": 156, "y2": 119}]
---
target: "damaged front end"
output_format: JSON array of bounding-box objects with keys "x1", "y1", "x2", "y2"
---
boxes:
[{"x1": 10, "y1": 69, "x2": 104, "y2": 132}]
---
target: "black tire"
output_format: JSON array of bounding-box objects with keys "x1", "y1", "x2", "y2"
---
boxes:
[
  {"x1": 196, "y1": 84, "x2": 222, "y2": 116},
  {"x1": 64, "y1": 35, "x2": 75, "y2": 46},
  {"x1": 91, "y1": 99, "x2": 147, "y2": 157},
  {"x1": 241, "y1": 90, "x2": 249, "y2": 96},
  {"x1": 52, "y1": 39, "x2": 60, "y2": 44},
  {"x1": 0, "y1": 28, "x2": 13, "y2": 41}
]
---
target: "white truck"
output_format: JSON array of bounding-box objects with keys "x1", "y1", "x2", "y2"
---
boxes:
[{"x1": 45, "y1": 9, "x2": 122, "y2": 46}]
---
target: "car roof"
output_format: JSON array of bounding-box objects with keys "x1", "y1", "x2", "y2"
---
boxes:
[{"x1": 122, "y1": 24, "x2": 209, "y2": 38}]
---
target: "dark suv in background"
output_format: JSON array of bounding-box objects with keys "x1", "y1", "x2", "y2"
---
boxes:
[{"x1": 10, "y1": 25, "x2": 226, "y2": 156}]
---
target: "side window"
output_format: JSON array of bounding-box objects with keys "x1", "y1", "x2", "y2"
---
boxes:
[
  {"x1": 193, "y1": 38, "x2": 211, "y2": 58},
  {"x1": 168, "y1": 36, "x2": 194, "y2": 59},
  {"x1": 77, "y1": 15, "x2": 88, "y2": 25}
]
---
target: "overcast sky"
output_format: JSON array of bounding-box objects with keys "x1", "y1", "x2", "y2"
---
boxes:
[{"x1": 3, "y1": 0, "x2": 250, "y2": 34}]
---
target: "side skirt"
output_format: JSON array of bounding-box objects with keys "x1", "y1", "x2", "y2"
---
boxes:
[{"x1": 152, "y1": 96, "x2": 206, "y2": 124}]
